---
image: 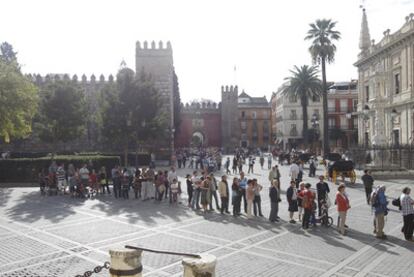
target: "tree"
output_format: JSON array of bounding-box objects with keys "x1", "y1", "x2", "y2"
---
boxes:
[
  {"x1": 100, "y1": 68, "x2": 167, "y2": 165},
  {"x1": 0, "y1": 42, "x2": 18, "y2": 65},
  {"x1": 35, "y1": 81, "x2": 87, "y2": 151},
  {"x1": 0, "y1": 48, "x2": 38, "y2": 143},
  {"x1": 281, "y1": 65, "x2": 322, "y2": 148},
  {"x1": 305, "y1": 19, "x2": 341, "y2": 155}
]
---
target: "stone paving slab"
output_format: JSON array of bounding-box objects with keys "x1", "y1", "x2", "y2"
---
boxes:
[{"x1": 0, "y1": 159, "x2": 413, "y2": 276}]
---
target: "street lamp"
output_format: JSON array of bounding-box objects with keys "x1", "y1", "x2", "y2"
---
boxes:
[{"x1": 311, "y1": 113, "x2": 320, "y2": 152}]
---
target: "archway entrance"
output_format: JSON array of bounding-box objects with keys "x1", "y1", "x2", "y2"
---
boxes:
[{"x1": 191, "y1": 131, "x2": 205, "y2": 147}]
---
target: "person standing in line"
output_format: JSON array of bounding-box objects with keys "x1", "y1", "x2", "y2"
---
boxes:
[
  {"x1": 238, "y1": 172, "x2": 248, "y2": 213},
  {"x1": 99, "y1": 166, "x2": 110, "y2": 194},
  {"x1": 231, "y1": 177, "x2": 241, "y2": 217},
  {"x1": 218, "y1": 175, "x2": 230, "y2": 214},
  {"x1": 400, "y1": 187, "x2": 414, "y2": 241},
  {"x1": 191, "y1": 171, "x2": 201, "y2": 210},
  {"x1": 186, "y1": 174, "x2": 193, "y2": 207},
  {"x1": 316, "y1": 175, "x2": 330, "y2": 216},
  {"x1": 209, "y1": 173, "x2": 220, "y2": 211},
  {"x1": 133, "y1": 169, "x2": 142, "y2": 199},
  {"x1": 335, "y1": 184, "x2": 350, "y2": 235},
  {"x1": 246, "y1": 179, "x2": 255, "y2": 219},
  {"x1": 269, "y1": 180, "x2": 280, "y2": 223},
  {"x1": 297, "y1": 182, "x2": 305, "y2": 221},
  {"x1": 200, "y1": 177, "x2": 211, "y2": 213},
  {"x1": 300, "y1": 183, "x2": 315, "y2": 230},
  {"x1": 286, "y1": 180, "x2": 298, "y2": 223},
  {"x1": 362, "y1": 170, "x2": 374, "y2": 204},
  {"x1": 372, "y1": 185, "x2": 388, "y2": 239},
  {"x1": 168, "y1": 167, "x2": 178, "y2": 201},
  {"x1": 56, "y1": 163, "x2": 66, "y2": 195},
  {"x1": 252, "y1": 179, "x2": 264, "y2": 217}
]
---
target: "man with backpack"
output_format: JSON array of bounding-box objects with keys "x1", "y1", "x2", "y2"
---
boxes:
[{"x1": 371, "y1": 185, "x2": 389, "y2": 239}]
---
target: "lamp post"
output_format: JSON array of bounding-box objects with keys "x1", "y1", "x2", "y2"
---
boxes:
[{"x1": 311, "y1": 113, "x2": 320, "y2": 153}]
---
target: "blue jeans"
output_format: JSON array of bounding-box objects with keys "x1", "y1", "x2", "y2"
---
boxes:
[{"x1": 192, "y1": 189, "x2": 200, "y2": 209}]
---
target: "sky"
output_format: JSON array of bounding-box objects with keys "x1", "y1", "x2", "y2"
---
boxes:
[{"x1": 2, "y1": 0, "x2": 413, "y2": 102}]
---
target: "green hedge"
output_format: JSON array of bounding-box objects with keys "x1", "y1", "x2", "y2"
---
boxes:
[{"x1": 0, "y1": 155, "x2": 121, "y2": 183}]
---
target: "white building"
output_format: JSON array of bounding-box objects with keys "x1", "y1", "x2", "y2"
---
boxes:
[
  {"x1": 355, "y1": 10, "x2": 414, "y2": 147},
  {"x1": 274, "y1": 83, "x2": 324, "y2": 150}
]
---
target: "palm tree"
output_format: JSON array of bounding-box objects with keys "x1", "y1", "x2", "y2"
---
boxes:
[
  {"x1": 282, "y1": 65, "x2": 322, "y2": 148},
  {"x1": 305, "y1": 19, "x2": 341, "y2": 155}
]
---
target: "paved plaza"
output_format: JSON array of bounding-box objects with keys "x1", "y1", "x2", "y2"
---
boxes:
[{"x1": 0, "y1": 158, "x2": 413, "y2": 277}]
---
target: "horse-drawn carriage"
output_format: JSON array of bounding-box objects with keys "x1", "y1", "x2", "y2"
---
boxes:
[{"x1": 325, "y1": 153, "x2": 356, "y2": 184}]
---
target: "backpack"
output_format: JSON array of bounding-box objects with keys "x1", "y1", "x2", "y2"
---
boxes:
[
  {"x1": 369, "y1": 190, "x2": 378, "y2": 207},
  {"x1": 392, "y1": 197, "x2": 401, "y2": 210}
]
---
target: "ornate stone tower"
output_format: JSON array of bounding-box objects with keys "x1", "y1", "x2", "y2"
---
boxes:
[
  {"x1": 221, "y1": 85, "x2": 239, "y2": 151},
  {"x1": 136, "y1": 41, "x2": 175, "y2": 158}
]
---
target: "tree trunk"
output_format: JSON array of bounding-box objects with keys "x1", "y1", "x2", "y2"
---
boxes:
[
  {"x1": 301, "y1": 95, "x2": 309, "y2": 149},
  {"x1": 321, "y1": 58, "x2": 330, "y2": 156}
]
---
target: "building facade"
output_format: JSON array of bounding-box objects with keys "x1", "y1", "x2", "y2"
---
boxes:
[
  {"x1": 355, "y1": 10, "x2": 414, "y2": 147},
  {"x1": 273, "y1": 83, "x2": 324, "y2": 151},
  {"x1": 327, "y1": 81, "x2": 359, "y2": 149},
  {"x1": 238, "y1": 91, "x2": 272, "y2": 148}
]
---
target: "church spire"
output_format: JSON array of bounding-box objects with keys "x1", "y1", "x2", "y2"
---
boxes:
[{"x1": 359, "y1": 8, "x2": 371, "y2": 51}]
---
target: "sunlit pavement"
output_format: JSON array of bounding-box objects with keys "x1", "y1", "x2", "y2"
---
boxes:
[{"x1": 0, "y1": 157, "x2": 413, "y2": 277}]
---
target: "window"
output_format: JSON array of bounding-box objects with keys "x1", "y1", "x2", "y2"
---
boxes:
[
  {"x1": 365, "y1": 85, "x2": 369, "y2": 101},
  {"x1": 314, "y1": 109, "x2": 319, "y2": 116},
  {"x1": 252, "y1": 111, "x2": 257, "y2": 119},
  {"x1": 328, "y1": 118, "x2": 336, "y2": 128},
  {"x1": 289, "y1": 95, "x2": 297, "y2": 103},
  {"x1": 241, "y1": 121, "x2": 247, "y2": 130},
  {"x1": 340, "y1": 99, "x2": 348, "y2": 112},
  {"x1": 340, "y1": 116, "x2": 347, "y2": 129},
  {"x1": 241, "y1": 111, "x2": 245, "y2": 118},
  {"x1": 353, "y1": 99, "x2": 358, "y2": 112},
  {"x1": 328, "y1": 100, "x2": 335, "y2": 112},
  {"x1": 290, "y1": 110, "x2": 297, "y2": 120},
  {"x1": 395, "y1": 73, "x2": 400, "y2": 94},
  {"x1": 290, "y1": 124, "x2": 298, "y2": 136},
  {"x1": 312, "y1": 95, "x2": 320, "y2": 102},
  {"x1": 353, "y1": 117, "x2": 358, "y2": 129}
]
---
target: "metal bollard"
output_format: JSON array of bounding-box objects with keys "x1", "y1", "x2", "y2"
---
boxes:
[
  {"x1": 182, "y1": 254, "x2": 217, "y2": 277},
  {"x1": 109, "y1": 249, "x2": 143, "y2": 277}
]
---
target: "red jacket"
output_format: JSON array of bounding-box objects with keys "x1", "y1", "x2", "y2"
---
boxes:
[{"x1": 336, "y1": 192, "x2": 350, "y2": 212}]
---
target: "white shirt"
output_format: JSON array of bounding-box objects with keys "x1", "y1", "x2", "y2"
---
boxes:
[
  {"x1": 168, "y1": 170, "x2": 177, "y2": 184},
  {"x1": 289, "y1": 163, "x2": 299, "y2": 175}
]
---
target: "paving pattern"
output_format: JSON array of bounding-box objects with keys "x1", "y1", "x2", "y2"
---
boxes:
[{"x1": 0, "y1": 158, "x2": 413, "y2": 277}]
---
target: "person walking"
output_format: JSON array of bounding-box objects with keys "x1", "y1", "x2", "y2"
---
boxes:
[
  {"x1": 238, "y1": 172, "x2": 248, "y2": 213},
  {"x1": 259, "y1": 155, "x2": 265, "y2": 169},
  {"x1": 289, "y1": 162, "x2": 299, "y2": 182},
  {"x1": 246, "y1": 179, "x2": 255, "y2": 218},
  {"x1": 218, "y1": 175, "x2": 230, "y2": 214},
  {"x1": 336, "y1": 184, "x2": 350, "y2": 235},
  {"x1": 362, "y1": 170, "x2": 374, "y2": 204},
  {"x1": 372, "y1": 185, "x2": 388, "y2": 239},
  {"x1": 400, "y1": 187, "x2": 414, "y2": 241},
  {"x1": 316, "y1": 175, "x2": 330, "y2": 216},
  {"x1": 253, "y1": 179, "x2": 263, "y2": 217},
  {"x1": 225, "y1": 157, "x2": 231, "y2": 175},
  {"x1": 231, "y1": 177, "x2": 241, "y2": 217},
  {"x1": 269, "y1": 180, "x2": 279, "y2": 223},
  {"x1": 186, "y1": 174, "x2": 193, "y2": 207},
  {"x1": 232, "y1": 157, "x2": 238, "y2": 174},
  {"x1": 248, "y1": 156, "x2": 255, "y2": 174},
  {"x1": 286, "y1": 180, "x2": 298, "y2": 223}
]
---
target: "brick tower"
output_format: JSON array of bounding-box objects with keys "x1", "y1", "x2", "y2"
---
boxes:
[{"x1": 221, "y1": 85, "x2": 239, "y2": 151}]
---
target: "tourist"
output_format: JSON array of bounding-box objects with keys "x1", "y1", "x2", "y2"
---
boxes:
[
  {"x1": 218, "y1": 175, "x2": 230, "y2": 214},
  {"x1": 259, "y1": 155, "x2": 265, "y2": 169},
  {"x1": 269, "y1": 180, "x2": 279, "y2": 223},
  {"x1": 267, "y1": 154, "x2": 272, "y2": 170},
  {"x1": 79, "y1": 164, "x2": 90, "y2": 195},
  {"x1": 170, "y1": 179, "x2": 180, "y2": 204},
  {"x1": 132, "y1": 169, "x2": 142, "y2": 199},
  {"x1": 372, "y1": 185, "x2": 388, "y2": 239},
  {"x1": 209, "y1": 173, "x2": 220, "y2": 211},
  {"x1": 400, "y1": 187, "x2": 414, "y2": 241},
  {"x1": 99, "y1": 166, "x2": 110, "y2": 194},
  {"x1": 111, "y1": 165, "x2": 121, "y2": 198},
  {"x1": 248, "y1": 156, "x2": 255, "y2": 174},
  {"x1": 297, "y1": 182, "x2": 305, "y2": 221},
  {"x1": 309, "y1": 157, "x2": 317, "y2": 177},
  {"x1": 146, "y1": 167, "x2": 155, "y2": 200},
  {"x1": 191, "y1": 171, "x2": 201, "y2": 210},
  {"x1": 300, "y1": 183, "x2": 315, "y2": 230},
  {"x1": 238, "y1": 158, "x2": 243, "y2": 174},
  {"x1": 186, "y1": 174, "x2": 193, "y2": 207},
  {"x1": 89, "y1": 169, "x2": 98, "y2": 197},
  {"x1": 168, "y1": 167, "x2": 177, "y2": 201},
  {"x1": 316, "y1": 175, "x2": 330, "y2": 216},
  {"x1": 56, "y1": 163, "x2": 66, "y2": 194},
  {"x1": 200, "y1": 176, "x2": 211, "y2": 213},
  {"x1": 239, "y1": 172, "x2": 248, "y2": 213},
  {"x1": 155, "y1": 170, "x2": 165, "y2": 201},
  {"x1": 335, "y1": 183, "x2": 350, "y2": 235},
  {"x1": 121, "y1": 169, "x2": 129, "y2": 199},
  {"x1": 232, "y1": 157, "x2": 238, "y2": 174},
  {"x1": 246, "y1": 179, "x2": 255, "y2": 218},
  {"x1": 225, "y1": 157, "x2": 231, "y2": 175},
  {"x1": 253, "y1": 179, "x2": 263, "y2": 217},
  {"x1": 39, "y1": 169, "x2": 47, "y2": 196},
  {"x1": 362, "y1": 170, "x2": 374, "y2": 204},
  {"x1": 231, "y1": 177, "x2": 241, "y2": 217},
  {"x1": 289, "y1": 161, "x2": 299, "y2": 182},
  {"x1": 286, "y1": 180, "x2": 298, "y2": 223},
  {"x1": 268, "y1": 166, "x2": 280, "y2": 188}
]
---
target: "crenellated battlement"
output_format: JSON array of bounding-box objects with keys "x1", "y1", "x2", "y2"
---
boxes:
[
  {"x1": 26, "y1": 73, "x2": 115, "y2": 84},
  {"x1": 221, "y1": 85, "x2": 238, "y2": 94},
  {"x1": 136, "y1": 40, "x2": 172, "y2": 51},
  {"x1": 181, "y1": 101, "x2": 221, "y2": 113}
]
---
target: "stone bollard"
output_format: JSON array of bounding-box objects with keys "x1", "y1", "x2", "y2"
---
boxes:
[
  {"x1": 182, "y1": 254, "x2": 217, "y2": 277},
  {"x1": 109, "y1": 249, "x2": 143, "y2": 277}
]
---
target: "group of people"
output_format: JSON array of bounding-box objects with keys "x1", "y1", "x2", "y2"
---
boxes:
[{"x1": 173, "y1": 147, "x2": 222, "y2": 172}]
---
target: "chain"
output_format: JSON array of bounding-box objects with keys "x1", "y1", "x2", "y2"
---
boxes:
[{"x1": 75, "y1": 261, "x2": 110, "y2": 277}]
